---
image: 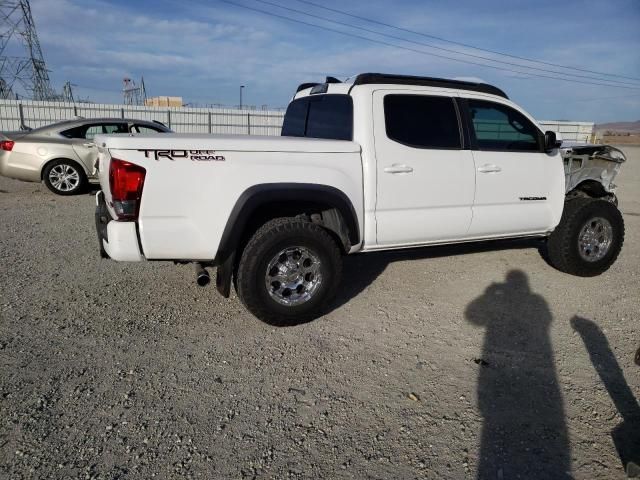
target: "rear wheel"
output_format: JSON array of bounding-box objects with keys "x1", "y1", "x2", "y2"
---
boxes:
[
  {"x1": 43, "y1": 160, "x2": 87, "y2": 195},
  {"x1": 235, "y1": 217, "x2": 342, "y2": 325},
  {"x1": 545, "y1": 197, "x2": 624, "y2": 276}
]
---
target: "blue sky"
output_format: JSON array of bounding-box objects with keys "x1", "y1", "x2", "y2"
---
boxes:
[{"x1": 13, "y1": 0, "x2": 640, "y2": 121}]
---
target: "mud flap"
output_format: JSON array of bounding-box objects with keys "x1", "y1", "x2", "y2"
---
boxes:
[{"x1": 216, "y1": 252, "x2": 235, "y2": 298}]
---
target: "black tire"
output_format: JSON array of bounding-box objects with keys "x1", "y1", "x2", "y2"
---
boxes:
[
  {"x1": 545, "y1": 197, "x2": 624, "y2": 277},
  {"x1": 235, "y1": 217, "x2": 342, "y2": 325},
  {"x1": 42, "y1": 159, "x2": 88, "y2": 195}
]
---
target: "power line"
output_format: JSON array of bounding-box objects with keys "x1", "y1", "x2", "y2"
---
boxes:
[
  {"x1": 219, "y1": 0, "x2": 640, "y2": 91},
  {"x1": 293, "y1": 0, "x2": 640, "y2": 84},
  {"x1": 250, "y1": 0, "x2": 640, "y2": 87},
  {"x1": 565, "y1": 92, "x2": 640, "y2": 103}
]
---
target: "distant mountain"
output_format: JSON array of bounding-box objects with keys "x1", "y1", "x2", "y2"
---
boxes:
[{"x1": 595, "y1": 120, "x2": 640, "y2": 133}]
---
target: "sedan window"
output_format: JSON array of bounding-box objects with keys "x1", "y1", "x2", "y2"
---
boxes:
[
  {"x1": 84, "y1": 125, "x2": 103, "y2": 140},
  {"x1": 60, "y1": 123, "x2": 127, "y2": 140},
  {"x1": 132, "y1": 124, "x2": 164, "y2": 134},
  {"x1": 103, "y1": 124, "x2": 128, "y2": 135}
]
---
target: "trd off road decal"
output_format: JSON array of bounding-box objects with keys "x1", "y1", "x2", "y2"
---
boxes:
[{"x1": 138, "y1": 149, "x2": 226, "y2": 162}]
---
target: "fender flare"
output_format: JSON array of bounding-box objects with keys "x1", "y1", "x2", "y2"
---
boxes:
[{"x1": 214, "y1": 183, "x2": 360, "y2": 264}]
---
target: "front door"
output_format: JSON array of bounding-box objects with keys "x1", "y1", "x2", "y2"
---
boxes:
[
  {"x1": 461, "y1": 97, "x2": 564, "y2": 237},
  {"x1": 373, "y1": 91, "x2": 476, "y2": 246}
]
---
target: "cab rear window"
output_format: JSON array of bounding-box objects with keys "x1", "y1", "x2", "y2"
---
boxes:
[{"x1": 282, "y1": 94, "x2": 353, "y2": 141}]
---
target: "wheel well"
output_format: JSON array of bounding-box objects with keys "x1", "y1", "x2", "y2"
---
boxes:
[
  {"x1": 214, "y1": 184, "x2": 360, "y2": 266},
  {"x1": 568, "y1": 180, "x2": 607, "y2": 199},
  {"x1": 241, "y1": 200, "x2": 350, "y2": 252},
  {"x1": 41, "y1": 158, "x2": 88, "y2": 180}
]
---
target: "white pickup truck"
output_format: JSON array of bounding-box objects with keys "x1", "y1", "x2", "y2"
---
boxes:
[{"x1": 94, "y1": 73, "x2": 626, "y2": 324}]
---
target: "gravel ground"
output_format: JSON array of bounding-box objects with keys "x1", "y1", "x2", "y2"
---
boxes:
[{"x1": 1, "y1": 146, "x2": 639, "y2": 480}]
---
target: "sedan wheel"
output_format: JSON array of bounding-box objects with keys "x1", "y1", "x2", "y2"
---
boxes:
[{"x1": 43, "y1": 160, "x2": 87, "y2": 195}]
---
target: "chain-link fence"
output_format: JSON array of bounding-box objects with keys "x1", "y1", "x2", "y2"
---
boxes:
[{"x1": 0, "y1": 99, "x2": 286, "y2": 135}]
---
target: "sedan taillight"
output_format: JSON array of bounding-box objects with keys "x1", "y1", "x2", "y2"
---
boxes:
[
  {"x1": 0, "y1": 140, "x2": 14, "y2": 151},
  {"x1": 109, "y1": 158, "x2": 146, "y2": 221}
]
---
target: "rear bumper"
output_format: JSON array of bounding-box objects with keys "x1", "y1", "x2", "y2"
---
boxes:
[
  {"x1": 95, "y1": 191, "x2": 144, "y2": 261},
  {"x1": 0, "y1": 151, "x2": 41, "y2": 182}
]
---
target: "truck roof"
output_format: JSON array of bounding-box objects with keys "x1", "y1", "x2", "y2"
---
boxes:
[{"x1": 295, "y1": 72, "x2": 508, "y2": 99}]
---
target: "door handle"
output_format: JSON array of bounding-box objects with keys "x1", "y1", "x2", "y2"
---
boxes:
[
  {"x1": 477, "y1": 164, "x2": 502, "y2": 173},
  {"x1": 83, "y1": 143, "x2": 95, "y2": 148},
  {"x1": 384, "y1": 164, "x2": 414, "y2": 174}
]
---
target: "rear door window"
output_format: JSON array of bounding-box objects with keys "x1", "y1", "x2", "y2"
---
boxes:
[
  {"x1": 132, "y1": 124, "x2": 165, "y2": 134},
  {"x1": 83, "y1": 125, "x2": 103, "y2": 140},
  {"x1": 383, "y1": 94, "x2": 461, "y2": 149},
  {"x1": 102, "y1": 124, "x2": 128, "y2": 135},
  {"x1": 61, "y1": 123, "x2": 127, "y2": 140}
]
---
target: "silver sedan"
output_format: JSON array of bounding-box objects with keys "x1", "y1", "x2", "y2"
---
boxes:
[{"x1": 0, "y1": 118, "x2": 171, "y2": 195}]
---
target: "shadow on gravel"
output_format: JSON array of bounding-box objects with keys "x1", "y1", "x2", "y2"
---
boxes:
[
  {"x1": 571, "y1": 316, "x2": 640, "y2": 477},
  {"x1": 328, "y1": 238, "x2": 544, "y2": 315},
  {"x1": 465, "y1": 270, "x2": 572, "y2": 479}
]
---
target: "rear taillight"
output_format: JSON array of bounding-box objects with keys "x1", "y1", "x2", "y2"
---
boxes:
[
  {"x1": 0, "y1": 140, "x2": 14, "y2": 151},
  {"x1": 109, "y1": 158, "x2": 146, "y2": 221}
]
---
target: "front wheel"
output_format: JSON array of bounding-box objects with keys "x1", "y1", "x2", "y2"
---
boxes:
[
  {"x1": 545, "y1": 197, "x2": 624, "y2": 277},
  {"x1": 235, "y1": 217, "x2": 343, "y2": 325},
  {"x1": 43, "y1": 160, "x2": 87, "y2": 195}
]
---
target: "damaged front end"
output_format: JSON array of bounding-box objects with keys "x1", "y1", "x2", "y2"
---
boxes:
[{"x1": 562, "y1": 144, "x2": 626, "y2": 202}]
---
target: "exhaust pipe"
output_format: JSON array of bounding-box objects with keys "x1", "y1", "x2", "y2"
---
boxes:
[{"x1": 195, "y1": 263, "x2": 210, "y2": 287}]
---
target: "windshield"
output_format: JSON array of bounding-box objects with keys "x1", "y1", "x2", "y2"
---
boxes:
[{"x1": 281, "y1": 94, "x2": 353, "y2": 141}]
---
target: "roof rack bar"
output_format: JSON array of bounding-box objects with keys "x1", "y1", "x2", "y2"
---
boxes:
[{"x1": 352, "y1": 73, "x2": 508, "y2": 99}]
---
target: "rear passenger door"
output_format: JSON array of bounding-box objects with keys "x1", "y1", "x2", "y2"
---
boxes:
[
  {"x1": 461, "y1": 97, "x2": 564, "y2": 237},
  {"x1": 67, "y1": 123, "x2": 128, "y2": 173},
  {"x1": 373, "y1": 91, "x2": 476, "y2": 246}
]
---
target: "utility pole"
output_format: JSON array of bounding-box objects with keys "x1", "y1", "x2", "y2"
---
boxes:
[{"x1": 239, "y1": 85, "x2": 245, "y2": 110}]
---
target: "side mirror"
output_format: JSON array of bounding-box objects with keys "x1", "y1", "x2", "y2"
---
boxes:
[{"x1": 544, "y1": 130, "x2": 562, "y2": 152}]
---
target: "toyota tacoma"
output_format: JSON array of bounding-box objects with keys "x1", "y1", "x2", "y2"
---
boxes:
[{"x1": 93, "y1": 73, "x2": 626, "y2": 324}]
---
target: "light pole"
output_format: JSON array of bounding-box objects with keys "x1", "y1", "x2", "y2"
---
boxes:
[{"x1": 239, "y1": 85, "x2": 245, "y2": 110}]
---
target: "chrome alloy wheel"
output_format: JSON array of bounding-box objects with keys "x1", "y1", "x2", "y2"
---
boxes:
[
  {"x1": 265, "y1": 246, "x2": 323, "y2": 306},
  {"x1": 48, "y1": 164, "x2": 80, "y2": 192},
  {"x1": 578, "y1": 217, "x2": 613, "y2": 262}
]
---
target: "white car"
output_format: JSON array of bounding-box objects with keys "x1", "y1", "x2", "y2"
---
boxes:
[
  {"x1": 93, "y1": 73, "x2": 625, "y2": 324},
  {"x1": 0, "y1": 118, "x2": 171, "y2": 195}
]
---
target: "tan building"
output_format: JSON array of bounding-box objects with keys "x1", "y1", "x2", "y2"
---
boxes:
[{"x1": 145, "y1": 96, "x2": 183, "y2": 107}]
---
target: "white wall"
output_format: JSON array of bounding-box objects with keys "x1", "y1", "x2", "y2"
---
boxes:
[
  {"x1": 538, "y1": 120, "x2": 595, "y2": 143},
  {"x1": 0, "y1": 99, "x2": 285, "y2": 136},
  {"x1": 0, "y1": 100, "x2": 594, "y2": 143}
]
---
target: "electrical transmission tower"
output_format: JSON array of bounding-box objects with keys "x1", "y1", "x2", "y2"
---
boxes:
[
  {"x1": 0, "y1": 0, "x2": 57, "y2": 100},
  {"x1": 123, "y1": 76, "x2": 146, "y2": 105},
  {"x1": 61, "y1": 81, "x2": 75, "y2": 102}
]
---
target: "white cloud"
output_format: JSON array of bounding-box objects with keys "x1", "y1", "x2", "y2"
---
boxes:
[{"x1": 18, "y1": 0, "x2": 640, "y2": 121}]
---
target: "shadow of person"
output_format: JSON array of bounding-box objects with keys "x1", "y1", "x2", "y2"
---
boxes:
[
  {"x1": 571, "y1": 316, "x2": 640, "y2": 477},
  {"x1": 465, "y1": 270, "x2": 571, "y2": 479},
  {"x1": 328, "y1": 237, "x2": 543, "y2": 315}
]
